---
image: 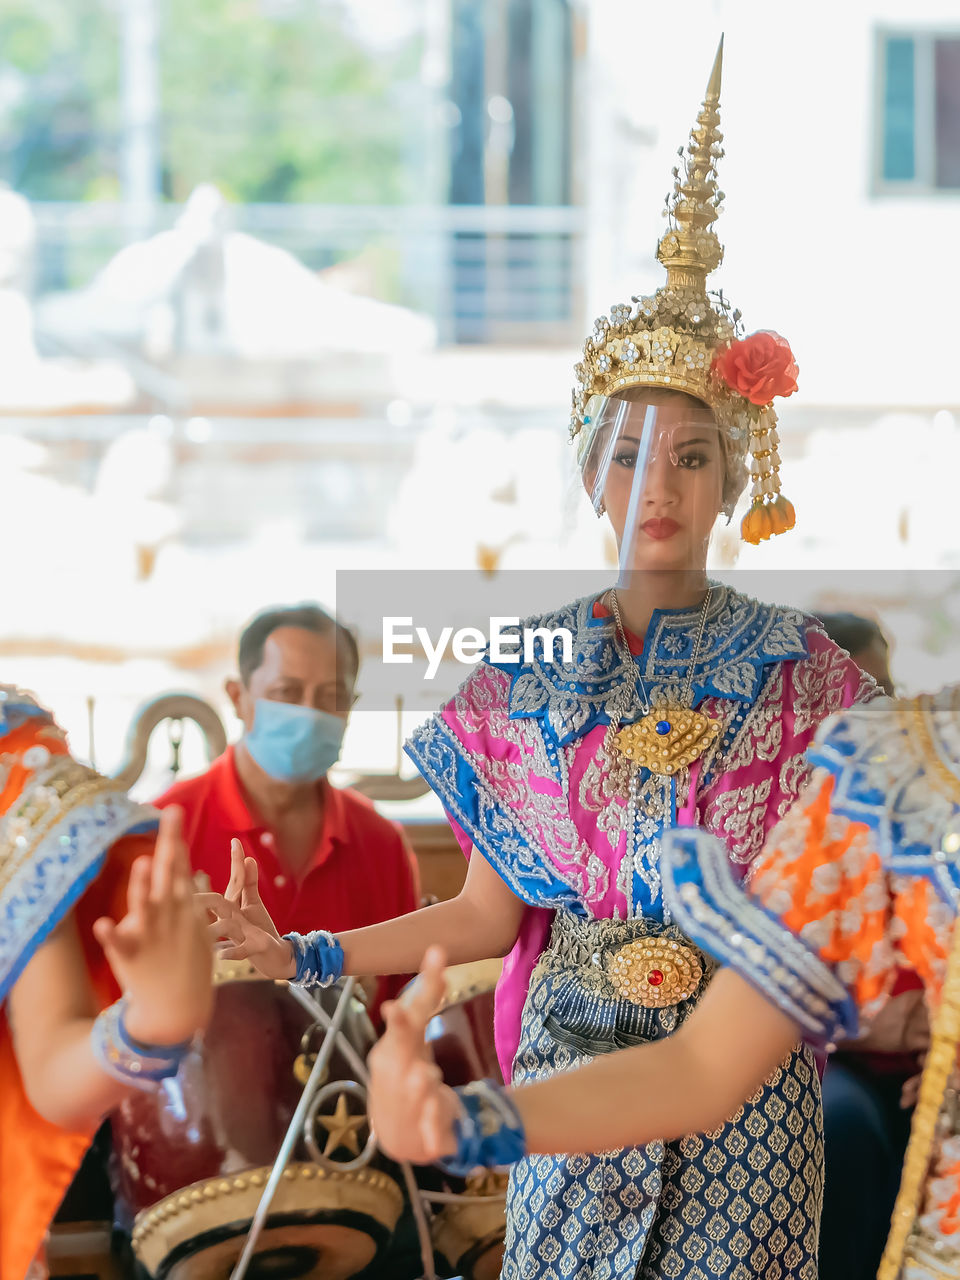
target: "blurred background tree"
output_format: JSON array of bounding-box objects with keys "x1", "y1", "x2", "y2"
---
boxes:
[
  {"x1": 0, "y1": 1, "x2": 120, "y2": 200},
  {"x1": 0, "y1": 0, "x2": 424, "y2": 204}
]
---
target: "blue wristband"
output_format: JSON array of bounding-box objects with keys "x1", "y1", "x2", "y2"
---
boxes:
[
  {"x1": 284, "y1": 929, "x2": 344, "y2": 988},
  {"x1": 91, "y1": 998, "x2": 194, "y2": 1090},
  {"x1": 436, "y1": 1079, "x2": 527, "y2": 1176}
]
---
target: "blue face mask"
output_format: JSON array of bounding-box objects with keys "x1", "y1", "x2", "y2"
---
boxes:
[{"x1": 244, "y1": 699, "x2": 345, "y2": 784}]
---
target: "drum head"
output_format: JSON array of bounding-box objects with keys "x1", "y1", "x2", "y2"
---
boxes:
[
  {"x1": 123, "y1": 971, "x2": 395, "y2": 1280},
  {"x1": 163, "y1": 1223, "x2": 379, "y2": 1280},
  {"x1": 132, "y1": 1164, "x2": 404, "y2": 1280}
]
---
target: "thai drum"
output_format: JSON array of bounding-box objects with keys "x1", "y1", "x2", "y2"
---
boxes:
[
  {"x1": 111, "y1": 960, "x2": 404, "y2": 1280},
  {"x1": 417, "y1": 958, "x2": 508, "y2": 1280}
]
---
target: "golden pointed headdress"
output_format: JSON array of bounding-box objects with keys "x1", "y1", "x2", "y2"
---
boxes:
[{"x1": 571, "y1": 39, "x2": 799, "y2": 543}]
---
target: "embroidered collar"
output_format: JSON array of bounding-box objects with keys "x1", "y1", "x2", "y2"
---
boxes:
[
  {"x1": 486, "y1": 583, "x2": 810, "y2": 748},
  {"x1": 809, "y1": 686, "x2": 960, "y2": 906},
  {"x1": 0, "y1": 771, "x2": 158, "y2": 1004}
]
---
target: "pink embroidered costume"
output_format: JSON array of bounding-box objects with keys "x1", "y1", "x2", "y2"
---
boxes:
[{"x1": 406, "y1": 589, "x2": 874, "y2": 1278}]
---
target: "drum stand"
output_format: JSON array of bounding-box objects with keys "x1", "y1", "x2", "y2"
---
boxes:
[
  {"x1": 228, "y1": 978, "x2": 441, "y2": 1280},
  {"x1": 287, "y1": 984, "x2": 507, "y2": 1280}
]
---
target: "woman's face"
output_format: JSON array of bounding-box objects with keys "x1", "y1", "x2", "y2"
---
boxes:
[{"x1": 583, "y1": 390, "x2": 725, "y2": 572}]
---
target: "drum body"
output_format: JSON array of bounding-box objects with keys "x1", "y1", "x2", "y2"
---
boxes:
[
  {"x1": 112, "y1": 964, "x2": 403, "y2": 1280},
  {"x1": 420, "y1": 959, "x2": 508, "y2": 1280}
]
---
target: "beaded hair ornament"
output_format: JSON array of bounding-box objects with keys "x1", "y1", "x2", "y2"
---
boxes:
[{"x1": 570, "y1": 39, "x2": 799, "y2": 544}]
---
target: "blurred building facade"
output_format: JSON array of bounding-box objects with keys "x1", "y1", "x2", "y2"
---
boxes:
[{"x1": 0, "y1": 0, "x2": 957, "y2": 793}]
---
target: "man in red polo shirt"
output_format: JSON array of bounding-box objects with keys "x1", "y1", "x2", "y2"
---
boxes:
[{"x1": 156, "y1": 603, "x2": 419, "y2": 1016}]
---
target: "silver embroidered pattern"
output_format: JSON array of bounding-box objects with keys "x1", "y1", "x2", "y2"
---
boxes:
[
  {"x1": 406, "y1": 677, "x2": 608, "y2": 909},
  {"x1": 495, "y1": 586, "x2": 811, "y2": 746},
  {"x1": 1, "y1": 785, "x2": 157, "y2": 1003},
  {"x1": 602, "y1": 588, "x2": 713, "y2": 917},
  {"x1": 406, "y1": 588, "x2": 865, "y2": 927}
]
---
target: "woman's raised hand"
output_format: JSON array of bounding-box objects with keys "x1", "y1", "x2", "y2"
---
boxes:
[
  {"x1": 368, "y1": 946, "x2": 460, "y2": 1163},
  {"x1": 94, "y1": 806, "x2": 214, "y2": 1045},
  {"x1": 196, "y1": 838, "x2": 296, "y2": 979}
]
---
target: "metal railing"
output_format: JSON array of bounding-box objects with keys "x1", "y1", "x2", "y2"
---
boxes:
[{"x1": 27, "y1": 200, "x2": 586, "y2": 345}]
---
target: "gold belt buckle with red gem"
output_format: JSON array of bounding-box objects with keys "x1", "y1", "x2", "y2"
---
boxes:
[{"x1": 607, "y1": 937, "x2": 703, "y2": 1008}]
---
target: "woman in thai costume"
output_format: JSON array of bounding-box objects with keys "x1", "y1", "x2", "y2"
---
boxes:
[
  {"x1": 370, "y1": 685, "x2": 960, "y2": 1280},
  {"x1": 204, "y1": 43, "x2": 877, "y2": 1279},
  {"x1": 0, "y1": 686, "x2": 212, "y2": 1279}
]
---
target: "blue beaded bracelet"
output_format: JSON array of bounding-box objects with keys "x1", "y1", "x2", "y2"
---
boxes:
[
  {"x1": 436, "y1": 1079, "x2": 527, "y2": 1176},
  {"x1": 284, "y1": 929, "x2": 345, "y2": 988},
  {"x1": 91, "y1": 998, "x2": 194, "y2": 1090}
]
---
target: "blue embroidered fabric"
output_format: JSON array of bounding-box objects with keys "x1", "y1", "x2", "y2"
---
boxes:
[
  {"x1": 503, "y1": 917, "x2": 824, "y2": 1279},
  {"x1": 405, "y1": 585, "x2": 815, "y2": 916},
  {"x1": 285, "y1": 929, "x2": 345, "y2": 987},
  {"x1": 661, "y1": 827, "x2": 858, "y2": 1046},
  {"x1": 403, "y1": 713, "x2": 583, "y2": 911},
  {"x1": 485, "y1": 585, "x2": 811, "y2": 749}
]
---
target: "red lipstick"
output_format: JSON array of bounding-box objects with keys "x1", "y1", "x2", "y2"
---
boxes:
[{"x1": 641, "y1": 517, "x2": 681, "y2": 540}]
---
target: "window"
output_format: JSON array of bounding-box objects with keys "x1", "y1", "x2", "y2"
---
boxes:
[{"x1": 876, "y1": 30, "x2": 960, "y2": 191}]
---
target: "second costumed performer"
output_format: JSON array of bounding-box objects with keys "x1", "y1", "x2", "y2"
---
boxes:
[{"x1": 370, "y1": 687, "x2": 960, "y2": 1280}]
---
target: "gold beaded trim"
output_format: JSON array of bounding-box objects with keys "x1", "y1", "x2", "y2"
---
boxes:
[
  {"x1": 0, "y1": 758, "x2": 121, "y2": 896},
  {"x1": 131, "y1": 1161, "x2": 404, "y2": 1273},
  {"x1": 212, "y1": 955, "x2": 275, "y2": 984},
  {"x1": 902, "y1": 695, "x2": 960, "y2": 806},
  {"x1": 607, "y1": 937, "x2": 703, "y2": 1008},
  {"x1": 877, "y1": 914, "x2": 960, "y2": 1280}
]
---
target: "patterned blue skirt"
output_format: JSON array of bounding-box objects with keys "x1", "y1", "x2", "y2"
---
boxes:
[{"x1": 501, "y1": 914, "x2": 822, "y2": 1280}]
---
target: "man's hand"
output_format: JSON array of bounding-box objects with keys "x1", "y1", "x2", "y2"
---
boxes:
[
  {"x1": 196, "y1": 838, "x2": 296, "y2": 979},
  {"x1": 368, "y1": 946, "x2": 460, "y2": 1164},
  {"x1": 93, "y1": 806, "x2": 213, "y2": 1046}
]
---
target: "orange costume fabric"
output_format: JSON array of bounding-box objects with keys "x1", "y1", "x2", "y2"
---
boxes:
[
  {"x1": 0, "y1": 691, "x2": 158, "y2": 1280},
  {"x1": 747, "y1": 775, "x2": 950, "y2": 1017}
]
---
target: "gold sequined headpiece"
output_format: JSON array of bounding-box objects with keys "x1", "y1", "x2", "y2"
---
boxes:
[{"x1": 571, "y1": 39, "x2": 799, "y2": 543}]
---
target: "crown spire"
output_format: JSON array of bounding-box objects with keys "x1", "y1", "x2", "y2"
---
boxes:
[
  {"x1": 657, "y1": 37, "x2": 725, "y2": 293},
  {"x1": 570, "y1": 38, "x2": 799, "y2": 542}
]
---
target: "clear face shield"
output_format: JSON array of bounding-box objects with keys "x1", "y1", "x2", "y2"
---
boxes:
[{"x1": 577, "y1": 391, "x2": 730, "y2": 583}]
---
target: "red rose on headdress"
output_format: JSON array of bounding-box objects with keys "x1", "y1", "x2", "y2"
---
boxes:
[{"x1": 713, "y1": 331, "x2": 799, "y2": 405}]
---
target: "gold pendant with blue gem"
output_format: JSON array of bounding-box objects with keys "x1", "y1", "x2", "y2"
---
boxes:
[{"x1": 611, "y1": 707, "x2": 720, "y2": 775}]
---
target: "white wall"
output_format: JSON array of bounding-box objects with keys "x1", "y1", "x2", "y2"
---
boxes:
[{"x1": 583, "y1": 0, "x2": 960, "y2": 407}]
